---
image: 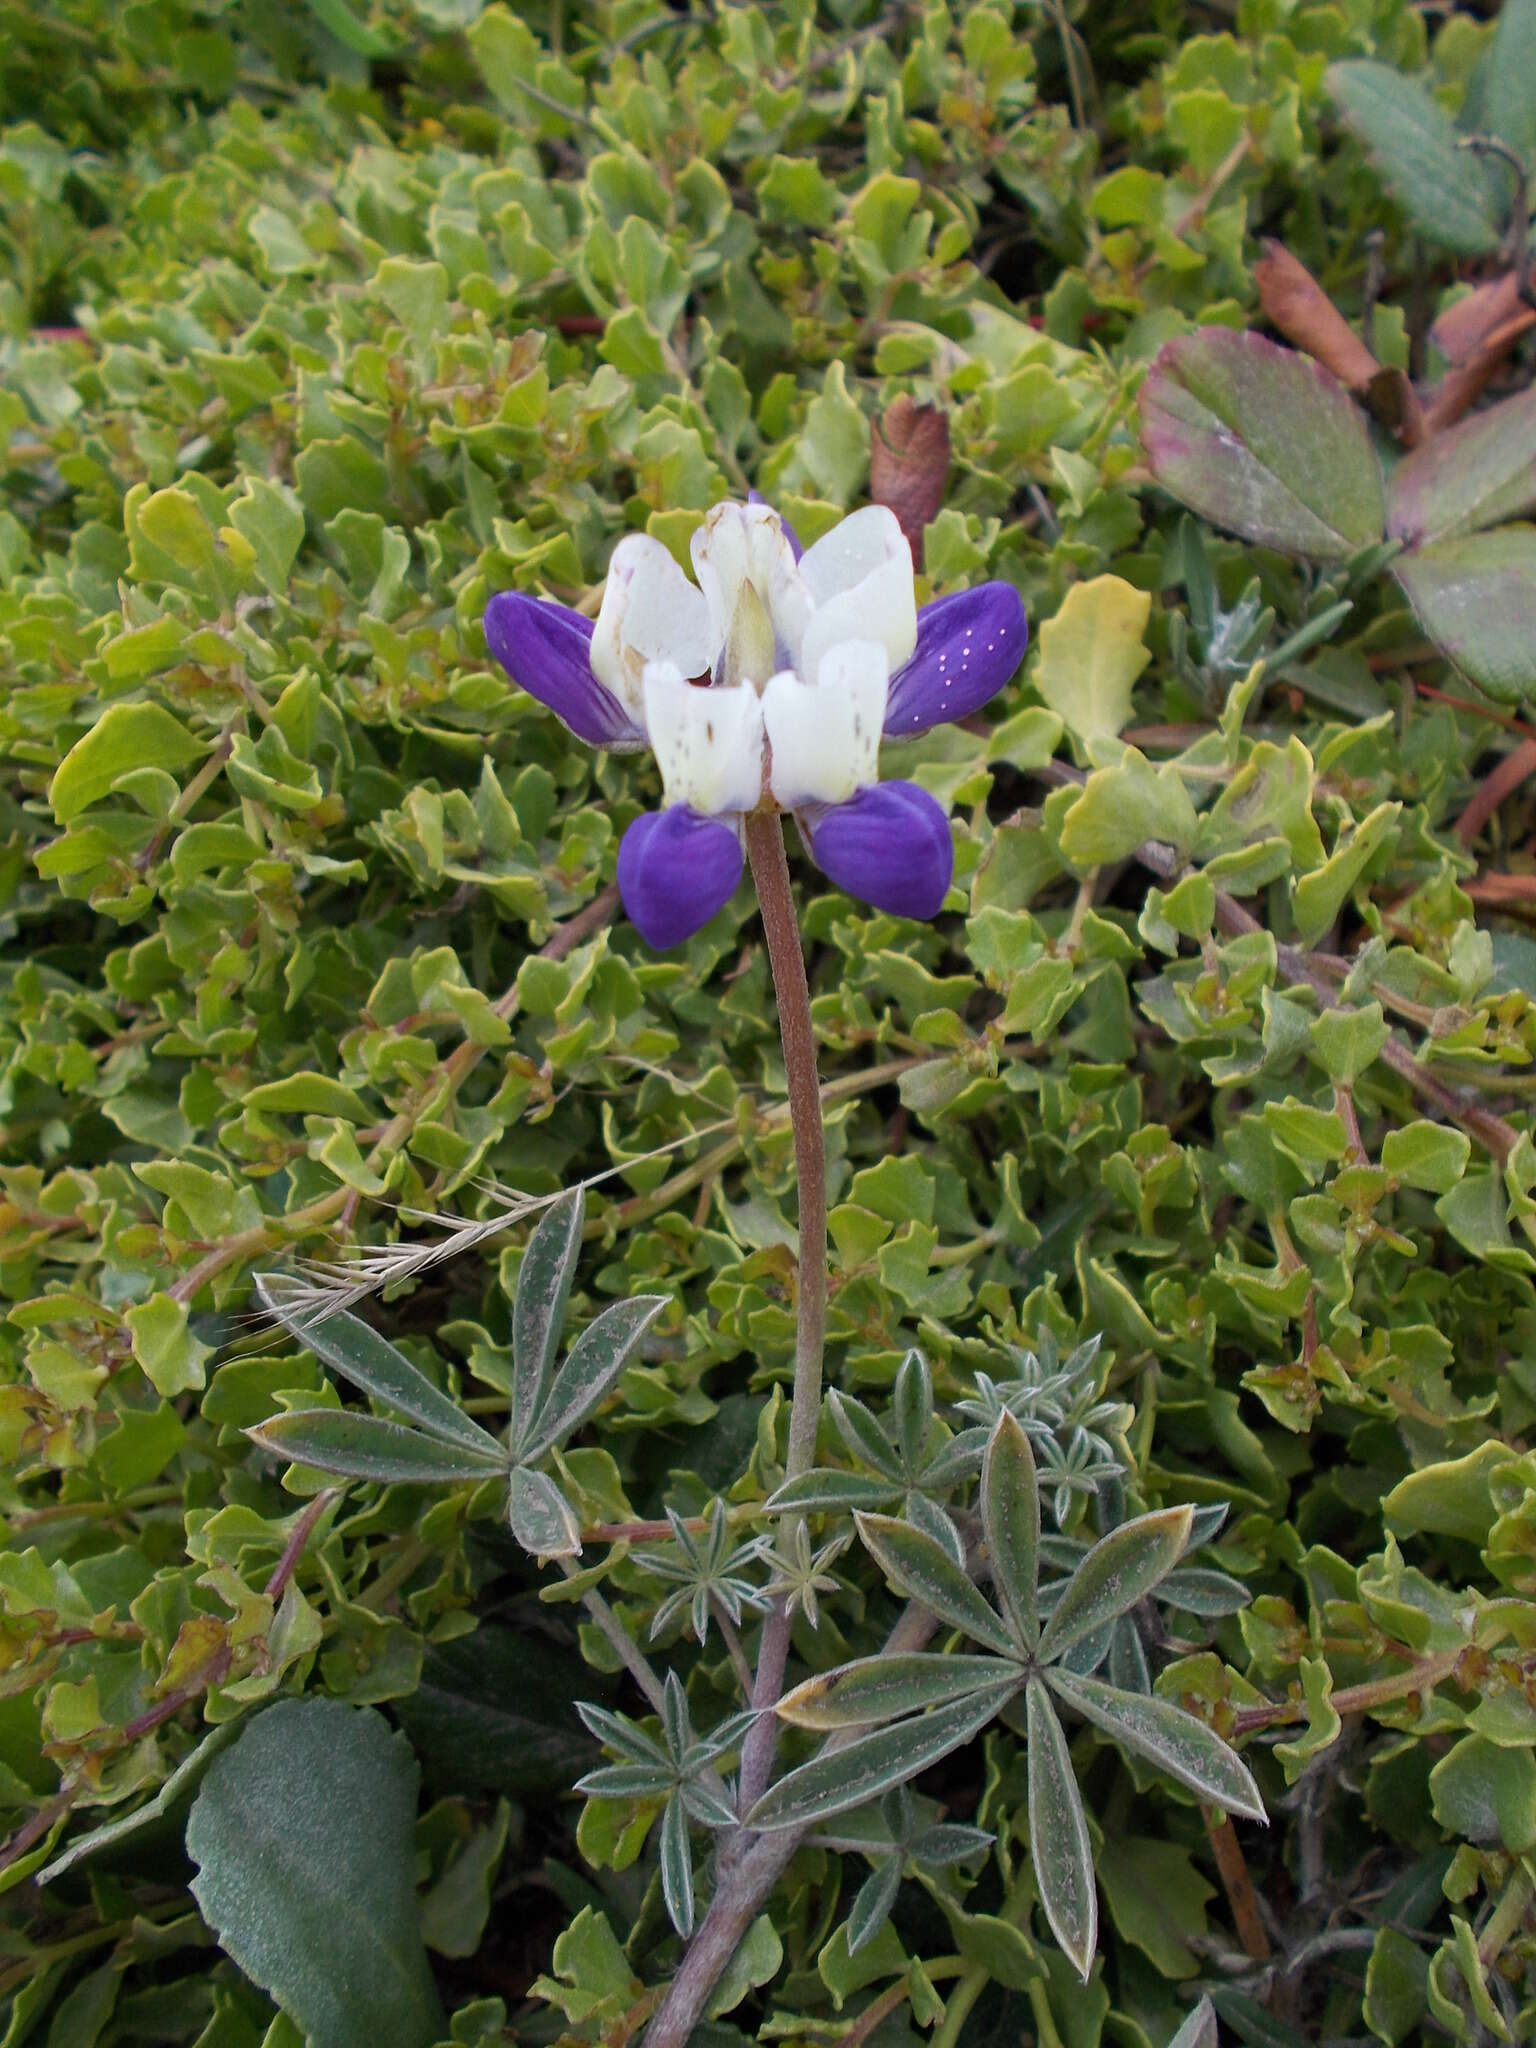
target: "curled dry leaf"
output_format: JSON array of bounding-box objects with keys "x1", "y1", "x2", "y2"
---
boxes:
[
  {"x1": 1253, "y1": 239, "x2": 1422, "y2": 445},
  {"x1": 1423, "y1": 274, "x2": 1536, "y2": 434},
  {"x1": 870, "y1": 396, "x2": 950, "y2": 566}
]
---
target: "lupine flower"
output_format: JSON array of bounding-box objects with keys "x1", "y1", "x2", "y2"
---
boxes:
[{"x1": 484, "y1": 499, "x2": 1027, "y2": 948}]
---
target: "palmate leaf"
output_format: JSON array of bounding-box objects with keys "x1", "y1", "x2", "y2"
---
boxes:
[
  {"x1": 577, "y1": 1761, "x2": 674, "y2": 1801},
  {"x1": 659, "y1": 1794, "x2": 695, "y2": 1938},
  {"x1": 847, "y1": 1858, "x2": 903, "y2": 1954},
  {"x1": 247, "y1": 1409, "x2": 506, "y2": 1487},
  {"x1": 828, "y1": 1390, "x2": 904, "y2": 1481},
  {"x1": 1038, "y1": 1505, "x2": 1193, "y2": 1663},
  {"x1": 1046, "y1": 1667, "x2": 1266, "y2": 1823},
  {"x1": 777, "y1": 1653, "x2": 1015, "y2": 1732},
  {"x1": 982, "y1": 1411, "x2": 1040, "y2": 1650},
  {"x1": 1026, "y1": 1677, "x2": 1097, "y2": 1981},
  {"x1": 522, "y1": 1293, "x2": 667, "y2": 1460},
  {"x1": 892, "y1": 1349, "x2": 933, "y2": 1470},
  {"x1": 767, "y1": 1470, "x2": 896, "y2": 1515},
  {"x1": 576, "y1": 1701, "x2": 670, "y2": 1770},
  {"x1": 506, "y1": 1465, "x2": 582, "y2": 1559},
  {"x1": 1166, "y1": 1997, "x2": 1218, "y2": 2048},
  {"x1": 255, "y1": 1276, "x2": 504, "y2": 1458},
  {"x1": 854, "y1": 1513, "x2": 1016, "y2": 1657},
  {"x1": 905, "y1": 1491, "x2": 966, "y2": 1562},
  {"x1": 748, "y1": 1680, "x2": 1021, "y2": 1833},
  {"x1": 510, "y1": 1187, "x2": 584, "y2": 1452}
]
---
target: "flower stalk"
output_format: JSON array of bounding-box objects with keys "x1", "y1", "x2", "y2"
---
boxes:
[{"x1": 643, "y1": 810, "x2": 829, "y2": 2047}]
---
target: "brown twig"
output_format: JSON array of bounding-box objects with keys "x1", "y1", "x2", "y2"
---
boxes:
[
  {"x1": 1202, "y1": 1806, "x2": 1272, "y2": 1961},
  {"x1": 263, "y1": 1488, "x2": 339, "y2": 1602},
  {"x1": 1455, "y1": 737, "x2": 1536, "y2": 845}
]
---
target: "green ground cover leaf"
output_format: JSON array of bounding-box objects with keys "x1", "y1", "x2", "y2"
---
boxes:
[{"x1": 187, "y1": 1700, "x2": 444, "y2": 2048}]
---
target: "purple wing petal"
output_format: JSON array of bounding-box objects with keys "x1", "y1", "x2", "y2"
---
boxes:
[
  {"x1": 884, "y1": 583, "x2": 1028, "y2": 737},
  {"x1": 805, "y1": 781, "x2": 954, "y2": 920},
  {"x1": 617, "y1": 806, "x2": 744, "y2": 949},
  {"x1": 747, "y1": 487, "x2": 803, "y2": 561},
  {"x1": 484, "y1": 592, "x2": 644, "y2": 749}
]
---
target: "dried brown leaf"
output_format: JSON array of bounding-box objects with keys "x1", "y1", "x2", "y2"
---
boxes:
[
  {"x1": 1432, "y1": 272, "x2": 1528, "y2": 366},
  {"x1": 1254, "y1": 240, "x2": 1379, "y2": 389},
  {"x1": 870, "y1": 396, "x2": 950, "y2": 566},
  {"x1": 1254, "y1": 239, "x2": 1424, "y2": 445}
]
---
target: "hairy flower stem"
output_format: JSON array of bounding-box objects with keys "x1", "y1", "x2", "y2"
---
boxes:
[
  {"x1": 743, "y1": 807, "x2": 828, "y2": 1487},
  {"x1": 644, "y1": 811, "x2": 828, "y2": 2048}
]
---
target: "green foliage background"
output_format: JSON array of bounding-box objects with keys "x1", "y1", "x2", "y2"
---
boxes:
[{"x1": 4, "y1": 0, "x2": 1536, "y2": 2043}]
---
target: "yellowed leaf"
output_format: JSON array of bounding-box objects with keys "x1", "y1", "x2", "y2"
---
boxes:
[{"x1": 1033, "y1": 576, "x2": 1151, "y2": 759}]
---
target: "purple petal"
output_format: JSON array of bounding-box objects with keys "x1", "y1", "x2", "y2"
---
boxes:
[
  {"x1": 747, "y1": 488, "x2": 803, "y2": 561},
  {"x1": 617, "y1": 806, "x2": 744, "y2": 949},
  {"x1": 484, "y1": 591, "x2": 643, "y2": 749},
  {"x1": 806, "y1": 782, "x2": 954, "y2": 919},
  {"x1": 884, "y1": 583, "x2": 1028, "y2": 738}
]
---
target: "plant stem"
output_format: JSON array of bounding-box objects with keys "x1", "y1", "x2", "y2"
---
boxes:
[
  {"x1": 640, "y1": 1608, "x2": 935, "y2": 2048},
  {"x1": 639, "y1": 783, "x2": 844, "y2": 2047},
  {"x1": 1202, "y1": 1805, "x2": 1272, "y2": 1960},
  {"x1": 558, "y1": 1557, "x2": 669, "y2": 1717},
  {"x1": 1232, "y1": 1644, "x2": 1465, "y2": 1734},
  {"x1": 742, "y1": 809, "x2": 827, "y2": 1489}
]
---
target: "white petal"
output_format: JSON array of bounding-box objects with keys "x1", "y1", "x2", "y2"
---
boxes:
[
  {"x1": 643, "y1": 668, "x2": 765, "y2": 815},
  {"x1": 590, "y1": 536, "x2": 714, "y2": 720},
  {"x1": 797, "y1": 508, "x2": 916, "y2": 684},
  {"x1": 798, "y1": 505, "x2": 909, "y2": 604},
  {"x1": 763, "y1": 642, "x2": 888, "y2": 807},
  {"x1": 691, "y1": 502, "x2": 809, "y2": 685}
]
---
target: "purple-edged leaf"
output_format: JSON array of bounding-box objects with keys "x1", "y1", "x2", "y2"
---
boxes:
[
  {"x1": 1394, "y1": 529, "x2": 1536, "y2": 704},
  {"x1": 510, "y1": 1189, "x2": 584, "y2": 1455},
  {"x1": 1327, "y1": 61, "x2": 1502, "y2": 258},
  {"x1": 747, "y1": 1680, "x2": 1021, "y2": 1832},
  {"x1": 523, "y1": 1295, "x2": 666, "y2": 1458},
  {"x1": 1039, "y1": 1506, "x2": 1194, "y2": 1663},
  {"x1": 483, "y1": 591, "x2": 644, "y2": 749},
  {"x1": 855, "y1": 1513, "x2": 1016, "y2": 1656},
  {"x1": 1139, "y1": 331, "x2": 1384, "y2": 560},
  {"x1": 247, "y1": 1409, "x2": 505, "y2": 1486},
  {"x1": 884, "y1": 583, "x2": 1029, "y2": 736},
  {"x1": 616, "y1": 806, "x2": 744, "y2": 950},
  {"x1": 256, "y1": 1277, "x2": 502, "y2": 1459},
  {"x1": 777, "y1": 1653, "x2": 1015, "y2": 1731},
  {"x1": 1389, "y1": 387, "x2": 1536, "y2": 547},
  {"x1": 1027, "y1": 1678, "x2": 1097, "y2": 1980},
  {"x1": 1046, "y1": 1667, "x2": 1266, "y2": 1822},
  {"x1": 806, "y1": 782, "x2": 954, "y2": 921},
  {"x1": 982, "y1": 1412, "x2": 1041, "y2": 1651},
  {"x1": 506, "y1": 1465, "x2": 581, "y2": 1558}
]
